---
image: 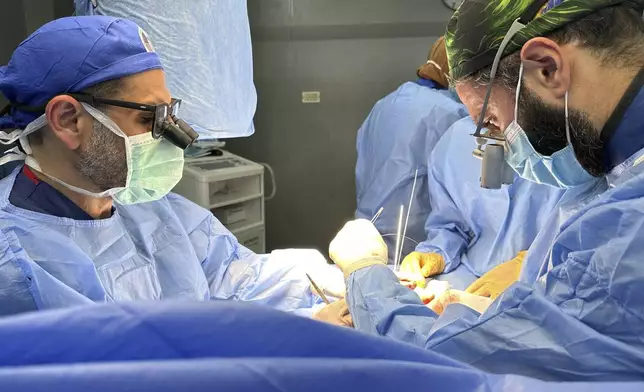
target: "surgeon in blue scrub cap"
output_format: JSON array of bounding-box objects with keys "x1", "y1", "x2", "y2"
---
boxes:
[{"x1": 0, "y1": 16, "x2": 340, "y2": 317}]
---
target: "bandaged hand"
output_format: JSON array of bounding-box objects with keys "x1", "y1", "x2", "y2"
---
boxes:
[
  {"x1": 398, "y1": 252, "x2": 445, "y2": 288},
  {"x1": 313, "y1": 299, "x2": 354, "y2": 328},
  {"x1": 465, "y1": 250, "x2": 527, "y2": 299},
  {"x1": 428, "y1": 289, "x2": 493, "y2": 315},
  {"x1": 329, "y1": 219, "x2": 387, "y2": 278}
]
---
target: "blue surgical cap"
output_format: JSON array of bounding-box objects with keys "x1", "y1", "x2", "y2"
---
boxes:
[{"x1": 0, "y1": 16, "x2": 163, "y2": 129}]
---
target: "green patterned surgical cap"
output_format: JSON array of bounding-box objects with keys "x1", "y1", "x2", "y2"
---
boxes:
[{"x1": 446, "y1": 0, "x2": 644, "y2": 80}]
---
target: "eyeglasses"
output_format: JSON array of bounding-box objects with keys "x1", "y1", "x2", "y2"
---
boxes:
[
  {"x1": 2, "y1": 93, "x2": 199, "y2": 150},
  {"x1": 68, "y1": 93, "x2": 198, "y2": 149},
  {"x1": 69, "y1": 93, "x2": 180, "y2": 135}
]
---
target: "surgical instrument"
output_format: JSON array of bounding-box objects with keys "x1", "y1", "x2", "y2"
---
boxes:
[
  {"x1": 306, "y1": 273, "x2": 331, "y2": 305},
  {"x1": 371, "y1": 207, "x2": 384, "y2": 224},
  {"x1": 397, "y1": 169, "x2": 419, "y2": 268},
  {"x1": 393, "y1": 205, "x2": 405, "y2": 271}
]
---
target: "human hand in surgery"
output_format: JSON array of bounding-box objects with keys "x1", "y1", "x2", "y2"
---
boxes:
[
  {"x1": 309, "y1": 265, "x2": 347, "y2": 298},
  {"x1": 329, "y1": 219, "x2": 388, "y2": 277},
  {"x1": 308, "y1": 264, "x2": 346, "y2": 299},
  {"x1": 414, "y1": 280, "x2": 450, "y2": 304},
  {"x1": 313, "y1": 299, "x2": 354, "y2": 328},
  {"x1": 428, "y1": 289, "x2": 493, "y2": 315},
  {"x1": 465, "y1": 250, "x2": 527, "y2": 300},
  {"x1": 398, "y1": 252, "x2": 445, "y2": 288}
]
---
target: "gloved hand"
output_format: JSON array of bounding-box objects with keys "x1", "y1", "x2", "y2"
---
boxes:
[
  {"x1": 465, "y1": 250, "x2": 527, "y2": 299},
  {"x1": 398, "y1": 252, "x2": 445, "y2": 288},
  {"x1": 308, "y1": 264, "x2": 346, "y2": 299},
  {"x1": 428, "y1": 289, "x2": 493, "y2": 315},
  {"x1": 329, "y1": 219, "x2": 388, "y2": 278},
  {"x1": 312, "y1": 299, "x2": 354, "y2": 328}
]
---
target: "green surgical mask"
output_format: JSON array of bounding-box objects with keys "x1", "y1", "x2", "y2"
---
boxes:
[
  {"x1": 1, "y1": 103, "x2": 184, "y2": 205},
  {"x1": 111, "y1": 130, "x2": 185, "y2": 205}
]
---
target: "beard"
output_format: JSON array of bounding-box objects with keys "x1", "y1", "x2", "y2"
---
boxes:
[
  {"x1": 76, "y1": 119, "x2": 128, "y2": 191},
  {"x1": 516, "y1": 84, "x2": 605, "y2": 177}
]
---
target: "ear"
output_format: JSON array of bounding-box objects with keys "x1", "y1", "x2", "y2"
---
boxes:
[
  {"x1": 44, "y1": 95, "x2": 91, "y2": 150},
  {"x1": 520, "y1": 37, "x2": 570, "y2": 100}
]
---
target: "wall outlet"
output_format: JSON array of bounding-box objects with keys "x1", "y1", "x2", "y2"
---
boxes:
[{"x1": 302, "y1": 91, "x2": 321, "y2": 103}]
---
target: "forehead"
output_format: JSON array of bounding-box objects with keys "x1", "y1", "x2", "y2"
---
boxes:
[
  {"x1": 455, "y1": 82, "x2": 489, "y2": 120},
  {"x1": 455, "y1": 81, "x2": 514, "y2": 122},
  {"x1": 117, "y1": 69, "x2": 171, "y2": 105}
]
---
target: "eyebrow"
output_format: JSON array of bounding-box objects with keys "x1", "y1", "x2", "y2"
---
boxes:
[
  {"x1": 140, "y1": 98, "x2": 171, "y2": 106},
  {"x1": 134, "y1": 91, "x2": 172, "y2": 107}
]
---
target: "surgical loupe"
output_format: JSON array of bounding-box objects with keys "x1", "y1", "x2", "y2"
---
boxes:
[
  {"x1": 475, "y1": 139, "x2": 514, "y2": 189},
  {"x1": 468, "y1": 7, "x2": 541, "y2": 189}
]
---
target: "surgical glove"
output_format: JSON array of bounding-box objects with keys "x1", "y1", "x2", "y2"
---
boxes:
[
  {"x1": 465, "y1": 250, "x2": 527, "y2": 300},
  {"x1": 313, "y1": 299, "x2": 354, "y2": 328},
  {"x1": 309, "y1": 265, "x2": 346, "y2": 299},
  {"x1": 428, "y1": 289, "x2": 493, "y2": 315},
  {"x1": 329, "y1": 219, "x2": 387, "y2": 278},
  {"x1": 399, "y1": 252, "x2": 445, "y2": 288}
]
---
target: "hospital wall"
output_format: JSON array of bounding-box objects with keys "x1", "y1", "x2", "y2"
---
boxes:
[
  {"x1": 0, "y1": 0, "x2": 72, "y2": 177},
  {"x1": 0, "y1": 0, "x2": 73, "y2": 105},
  {"x1": 227, "y1": 0, "x2": 453, "y2": 252}
]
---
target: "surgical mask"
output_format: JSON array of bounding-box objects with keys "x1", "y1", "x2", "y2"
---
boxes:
[
  {"x1": 503, "y1": 65, "x2": 593, "y2": 189},
  {"x1": 0, "y1": 103, "x2": 184, "y2": 205}
]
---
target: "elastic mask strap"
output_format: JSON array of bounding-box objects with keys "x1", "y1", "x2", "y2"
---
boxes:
[
  {"x1": 81, "y1": 103, "x2": 132, "y2": 188},
  {"x1": 81, "y1": 104, "x2": 127, "y2": 139},
  {"x1": 26, "y1": 104, "x2": 129, "y2": 198},
  {"x1": 0, "y1": 146, "x2": 26, "y2": 166},
  {"x1": 514, "y1": 64, "x2": 524, "y2": 121},
  {"x1": 0, "y1": 114, "x2": 48, "y2": 146},
  {"x1": 0, "y1": 129, "x2": 23, "y2": 145},
  {"x1": 24, "y1": 154, "x2": 122, "y2": 199},
  {"x1": 564, "y1": 91, "x2": 573, "y2": 147},
  {"x1": 19, "y1": 135, "x2": 31, "y2": 156},
  {"x1": 427, "y1": 60, "x2": 449, "y2": 81}
]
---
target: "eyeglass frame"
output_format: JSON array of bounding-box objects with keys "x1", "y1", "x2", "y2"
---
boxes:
[
  {"x1": 1, "y1": 93, "x2": 182, "y2": 141},
  {"x1": 67, "y1": 92, "x2": 182, "y2": 140}
]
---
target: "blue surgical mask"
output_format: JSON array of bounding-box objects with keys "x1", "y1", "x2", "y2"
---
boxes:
[{"x1": 503, "y1": 65, "x2": 594, "y2": 189}]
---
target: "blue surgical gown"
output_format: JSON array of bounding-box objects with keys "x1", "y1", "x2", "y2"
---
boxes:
[
  {"x1": 346, "y1": 154, "x2": 644, "y2": 379},
  {"x1": 1, "y1": 300, "x2": 643, "y2": 391},
  {"x1": 0, "y1": 167, "x2": 319, "y2": 315},
  {"x1": 418, "y1": 118, "x2": 565, "y2": 289},
  {"x1": 355, "y1": 80, "x2": 468, "y2": 260}
]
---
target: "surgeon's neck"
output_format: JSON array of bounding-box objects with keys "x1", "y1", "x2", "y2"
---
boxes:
[{"x1": 29, "y1": 168, "x2": 114, "y2": 220}]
